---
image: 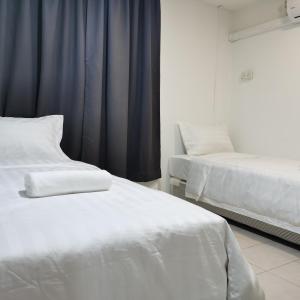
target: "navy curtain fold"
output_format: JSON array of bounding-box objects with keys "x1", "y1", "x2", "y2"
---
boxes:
[{"x1": 0, "y1": 0, "x2": 161, "y2": 181}]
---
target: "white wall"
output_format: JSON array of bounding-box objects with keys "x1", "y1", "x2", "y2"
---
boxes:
[
  {"x1": 160, "y1": 0, "x2": 232, "y2": 191},
  {"x1": 229, "y1": 9, "x2": 300, "y2": 159},
  {"x1": 150, "y1": 0, "x2": 300, "y2": 191}
]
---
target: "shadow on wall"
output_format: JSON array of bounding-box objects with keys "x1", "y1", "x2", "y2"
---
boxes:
[
  {"x1": 163, "y1": 124, "x2": 186, "y2": 192},
  {"x1": 174, "y1": 124, "x2": 186, "y2": 156}
]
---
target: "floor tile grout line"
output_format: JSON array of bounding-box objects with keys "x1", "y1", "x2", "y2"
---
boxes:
[
  {"x1": 265, "y1": 258, "x2": 300, "y2": 272},
  {"x1": 241, "y1": 242, "x2": 270, "y2": 248},
  {"x1": 235, "y1": 235, "x2": 265, "y2": 247},
  {"x1": 250, "y1": 264, "x2": 266, "y2": 275},
  {"x1": 241, "y1": 241, "x2": 300, "y2": 257},
  {"x1": 248, "y1": 261, "x2": 268, "y2": 274},
  {"x1": 255, "y1": 270, "x2": 266, "y2": 275},
  {"x1": 233, "y1": 231, "x2": 267, "y2": 243},
  {"x1": 252, "y1": 258, "x2": 300, "y2": 274},
  {"x1": 264, "y1": 269, "x2": 300, "y2": 289},
  {"x1": 243, "y1": 254, "x2": 300, "y2": 272},
  {"x1": 240, "y1": 242, "x2": 264, "y2": 250}
]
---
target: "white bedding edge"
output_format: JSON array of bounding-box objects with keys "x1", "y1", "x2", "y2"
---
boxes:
[{"x1": 170, "y1": 176, "x2": 299, "y2": 234}]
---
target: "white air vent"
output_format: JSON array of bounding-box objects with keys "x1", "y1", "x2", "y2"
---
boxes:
[{"x1": 287, "y1": 0, "x2": 300, "y2": 23}]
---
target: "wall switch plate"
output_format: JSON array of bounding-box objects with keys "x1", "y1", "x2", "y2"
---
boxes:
[{"x1": 240, "y1": 70, "x2": 254, "y2": 82}]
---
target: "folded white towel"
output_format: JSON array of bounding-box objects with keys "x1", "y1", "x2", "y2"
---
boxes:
[{"x1": 25, "y1": 170, "x2": 112, "y2": 198}]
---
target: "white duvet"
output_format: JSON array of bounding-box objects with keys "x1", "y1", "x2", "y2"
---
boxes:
[
  {"x1": 0, "y1": 159, "x2": 264, "y2": 300},
  {"x1": 186, "y1": 153, "x2": 300, "y2": 233}
]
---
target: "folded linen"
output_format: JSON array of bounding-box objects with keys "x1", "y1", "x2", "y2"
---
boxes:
[{"x1": 25, "y1": 170, "x2": 112, "y2": 197}]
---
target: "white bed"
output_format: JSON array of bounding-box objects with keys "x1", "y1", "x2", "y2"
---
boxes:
[
  {"x1": 168, "y1": 153, "x2": 300, "y2": 244},
  {"x1": 0, "y1": 116, "x2": 264, "y2": 300},
  {"x1": 0, "y1": 158, "x2": 264, "y2": 300}
]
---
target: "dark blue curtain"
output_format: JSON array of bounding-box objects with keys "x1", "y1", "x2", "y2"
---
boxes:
[{"x1": 0, "y1": 0, "x2": 161, "y2": 181}]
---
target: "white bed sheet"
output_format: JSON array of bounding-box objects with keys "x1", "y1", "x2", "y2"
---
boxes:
[
  {"x1": 184, "y1": 153, "x2": 300, "y2": 234},
  {"x1": 0, "y1": 159, "x2": 263, "y2": 300}
]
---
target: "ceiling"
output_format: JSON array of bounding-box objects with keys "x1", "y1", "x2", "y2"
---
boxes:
[{"x1": 203, "y1": 0, "x2": 260, "y2": 11}]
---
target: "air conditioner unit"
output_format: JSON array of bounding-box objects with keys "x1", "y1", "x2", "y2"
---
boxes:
[{"x1": 287, "y1": 0, "x2": 300, "y2": 22}]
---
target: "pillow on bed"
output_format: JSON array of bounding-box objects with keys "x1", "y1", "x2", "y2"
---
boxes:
[
  {"x1": 178, "y1": 122, "x2": 235, "y2": 155},
  {"x1": 0, "y1": 115, "x2": 68, "y2": 164}
]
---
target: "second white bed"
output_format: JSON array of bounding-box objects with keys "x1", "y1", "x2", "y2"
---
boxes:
[{"x1": 169, "y1": 152, "x2": 300, "y2": 240}]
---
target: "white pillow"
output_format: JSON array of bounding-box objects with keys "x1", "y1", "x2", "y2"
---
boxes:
[
  {"x1": 178, "y1": 123, "x2": 235, "y2": 155},
  {"x1": 0, "y1": 115, "x2": 68, "y2": 164}
]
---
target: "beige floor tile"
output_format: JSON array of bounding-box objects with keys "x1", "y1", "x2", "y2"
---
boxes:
[
  {"x1": 265, "y1": 239, "x2": 300, "y2": 259},
  {"x1": 237, "y1": 236, "x2": 260, "y2": 249},
  {"x1": 270, "y1": 260, "x2": 300, "y2": 287},
  {"x1": 230, "y1": 224, "x2": 268, "y2": 245},
  {"x1": 243, "y1": 243, "x2": 299, "y2": 271},
  {"x1": 258, "y1": 272, "x2": 300, "y2": 300},
  {"x1": 231, "y1": 226, "x2": 263, "y2": 249}
]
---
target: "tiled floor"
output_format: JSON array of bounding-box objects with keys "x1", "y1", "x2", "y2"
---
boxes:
[{"x1": 230, "y1": 224, "x2": 300, "y2": 300}]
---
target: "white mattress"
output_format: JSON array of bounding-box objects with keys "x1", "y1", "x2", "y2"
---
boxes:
[
  {"x1": 169, "y1": 153, "x2": 300, "y2": 235},
  {"x1": 0, "y1": 159, "x2": 263, "y2": 300}
]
